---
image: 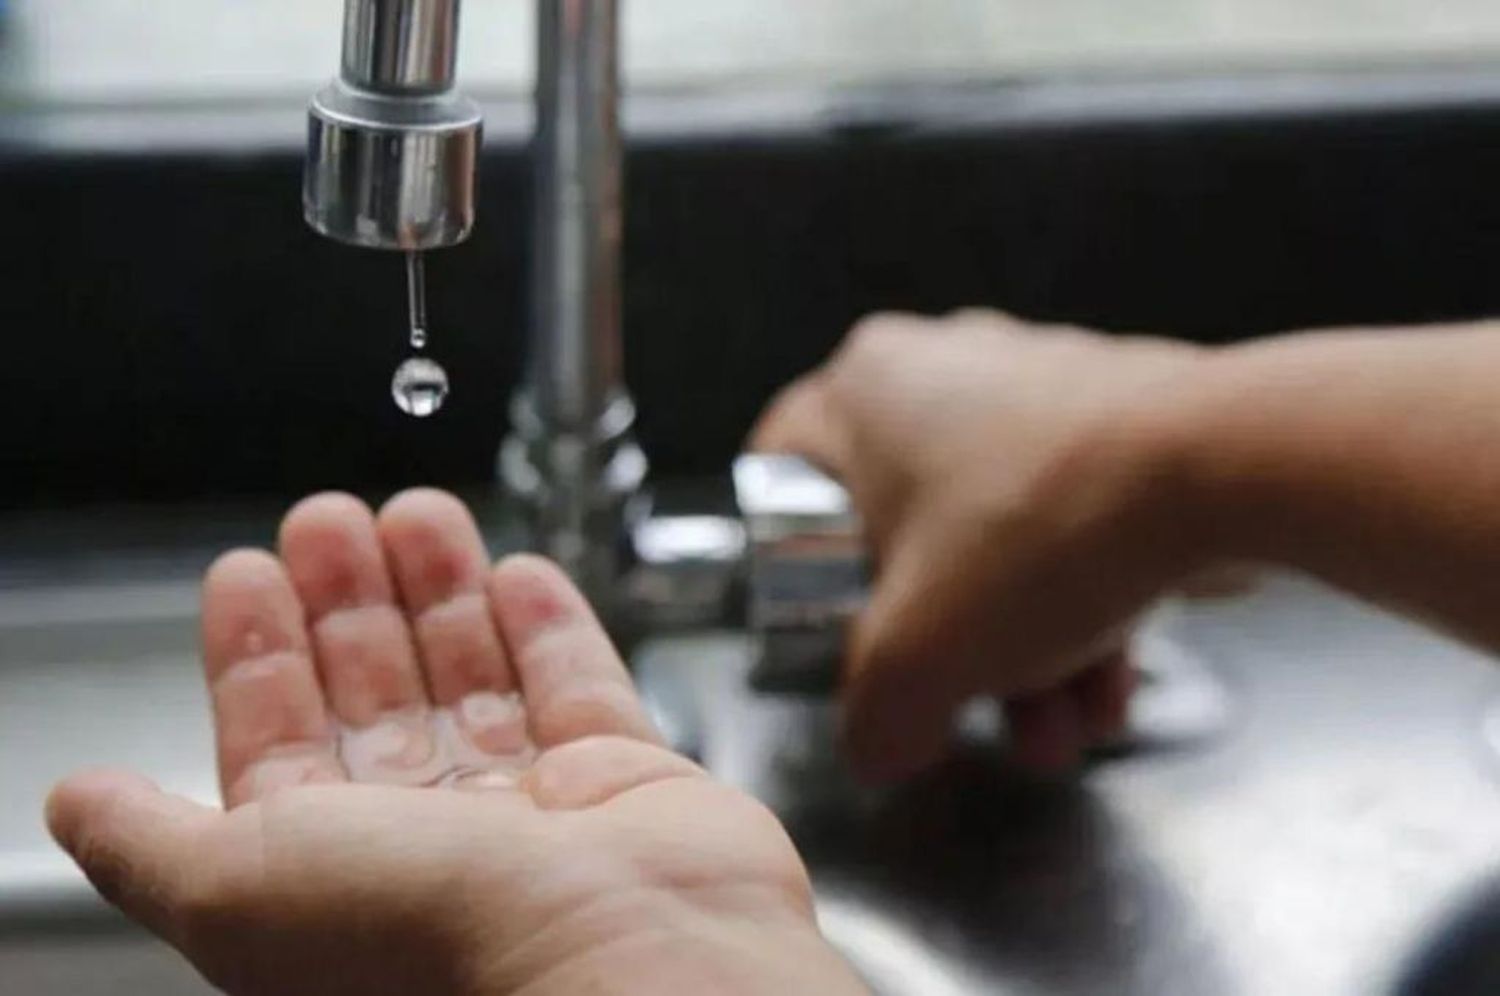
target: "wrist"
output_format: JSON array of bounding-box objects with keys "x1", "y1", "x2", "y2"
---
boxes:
[
  {"x1": 1079, "y1": 340, "x2": 1225, "y2": 593},
  {"x1": 466, "y1": 889, "x2": 868, "y2": 996},
  {"x1": 1126, "y1": 328, "x2": 1381, "y2": 577}
]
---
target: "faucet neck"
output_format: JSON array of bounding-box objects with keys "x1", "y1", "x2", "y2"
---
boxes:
[
  {"x1": 340, "y1": 0, "x2": 462, "y2": 95},
  {"x1": 528, "y1": 0, "x2": 625, "y2": 431},
  {"x1": 506, "y1": 0, "x2": 644, "y2": 604}
]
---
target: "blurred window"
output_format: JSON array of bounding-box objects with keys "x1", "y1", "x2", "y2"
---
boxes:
[{"x1": 3, "y1": 0, "x2": 1499, "y2": 106}]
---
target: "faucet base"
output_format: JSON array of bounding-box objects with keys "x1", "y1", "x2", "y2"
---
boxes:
[{"x1": 498, "y1": 390, "x2": 648, "y2": 615}]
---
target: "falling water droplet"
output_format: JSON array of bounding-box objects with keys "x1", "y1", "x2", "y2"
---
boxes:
[
  {"x1": 392, "y1": 250, "x2": 448, "y2": 416},
  {"x1": 406, "y1": 250, "x2": 429, "y2": 351},
  {"x1": 392, "y1": 357, "x2": 450, "y2": 418}
]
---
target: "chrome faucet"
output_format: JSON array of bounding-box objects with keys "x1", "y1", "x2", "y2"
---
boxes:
[
  {"x1": 304, "y1": 0, "x2": 479, "y2": 252},
  {"x1": 297, "y1": 0, "x2": 1231, "y2": 738},
  {"x1": 501, "y1": 0, "x2": 648, "y2": 611},
  {"x1": 304, "y1": 0, "x2": 643, "y2": 611},
  {"x1": 300, "y1": 0, "x2": 863, "y2": 695}
]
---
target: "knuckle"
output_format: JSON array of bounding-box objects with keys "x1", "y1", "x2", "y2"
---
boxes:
[
  {"x1": 944, "y1": 307, "x2": 1003, "y2": 327},
  {"x1": 521, "y1": 618, "x2": 627, "y2": 684},
  {"x1": 844, "y1": 312, "x2": 916, "y2": 357},
  {"x1": 828, "y1": 312, "x2": 923, "y2": 396}
]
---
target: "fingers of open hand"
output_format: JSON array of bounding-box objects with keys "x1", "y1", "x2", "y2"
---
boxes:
[
  {"x1": 279, "y1": 493, "x2": 429, "y2": 727},
  {"x1": 204, "y1": 490, "x2": 661, "y2": 803},
  {"x1": 201, "y1": 549, "x2": 346, "y2": 807},
  {"x1": 486, "y1": 555, "x2": 662, "y2": 749},
  {"x1": 378, "y1": 490, "x2": 531, "y2": 768},
  {"x1": 273, "y1": 492, "x2": 461, "y2": 790}
]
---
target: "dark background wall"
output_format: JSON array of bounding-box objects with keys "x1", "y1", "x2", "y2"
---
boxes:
[{"x1": 4, "y1": 74, "x2": 1500, "y2": 505}]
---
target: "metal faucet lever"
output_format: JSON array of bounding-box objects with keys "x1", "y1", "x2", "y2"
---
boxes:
[
  {"x1": 732, "y1": 455, "x2": 869, "y2": 693},
  {"x1": 723, "y1": 454, "x2": 1231, "y2": 748}
]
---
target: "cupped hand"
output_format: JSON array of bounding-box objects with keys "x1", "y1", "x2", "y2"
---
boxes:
[
  {"x1": 753, "y1": 310, "x2": 1207, "y2": 781},
  {"x1": 47, "y1": 490, "x2": 865, "y2": 996}
]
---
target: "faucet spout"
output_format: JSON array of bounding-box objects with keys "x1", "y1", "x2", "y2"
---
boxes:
[
  {"x1": 304, "y1": 0, "x2": 480, "y2": 251},
  {"x1": 304, "y1": 0, "x2": 644, "y2": 608}
]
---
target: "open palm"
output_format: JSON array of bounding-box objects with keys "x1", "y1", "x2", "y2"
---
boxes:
[{"x1": 47, "y1": 491, "x2": 859, "y2": 995}]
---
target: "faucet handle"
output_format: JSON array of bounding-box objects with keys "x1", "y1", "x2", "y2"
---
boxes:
[
  {"x1": 625, "y1": 456, "x2": 1229, "y2": 760},
  {"x1": 727, "y1": 454, "x2": 1231, "y2": 750},
  {"x1": 732, "y1": 454, "x2": 869, "y2": 694}
]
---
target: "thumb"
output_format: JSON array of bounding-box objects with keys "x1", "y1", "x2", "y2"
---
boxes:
[
  {"x1": 46, "y1": 768, "x2": 218, "y2": 943},
  {"x1": 747, "y1": 373, "x2": 851, "y2": 478}
]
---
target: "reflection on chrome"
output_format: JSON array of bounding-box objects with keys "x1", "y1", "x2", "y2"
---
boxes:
[
  {"x1": 1481, "y1": 698, "x2": 1500, "y2": 771},
  {"x1": 815, "y1": 891, "x2": 991, "y2": 996}
]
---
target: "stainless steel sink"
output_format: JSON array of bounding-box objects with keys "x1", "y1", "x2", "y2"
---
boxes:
[{"x1": 3, "y1": 502, "x2": 1500, "y2": 995}]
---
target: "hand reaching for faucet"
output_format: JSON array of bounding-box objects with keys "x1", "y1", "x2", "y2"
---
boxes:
[
  {"x1": 47, "y1": 491, "x2": 866, "y2": 996},
  {"x1": 754, "y1": 309, "x2": 1500, "y2": 783},
  {"x1": 752, "y1": 311, "x2": 1207, "y2": 781}
]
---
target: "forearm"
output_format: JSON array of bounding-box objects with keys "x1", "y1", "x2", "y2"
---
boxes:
[{"x1": 1155, "y1": 320, "x2": 1500, "y2": 650}]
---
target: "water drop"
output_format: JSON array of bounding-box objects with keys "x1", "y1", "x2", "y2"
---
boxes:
[
  {"x1": 410, "y1": 325, "x2": 428, "y2": 350},
  {"x1": 392, "y1": 356, "x2": 450, "y2": 418}
]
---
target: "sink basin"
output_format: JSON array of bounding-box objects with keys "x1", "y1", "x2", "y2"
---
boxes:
[
  {"x1": 0, "y1": 576, "x2": 213, "y2": 994},
  {"x1": 4, "y1": 501, "x2": 1499, "y2": 995},
  {"x1": 634, "y1": 588, "x2": 1500, "y2": 996},
  {"x1": 1395, "y1": 872, "x2": 1500, "y2": 996}
]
